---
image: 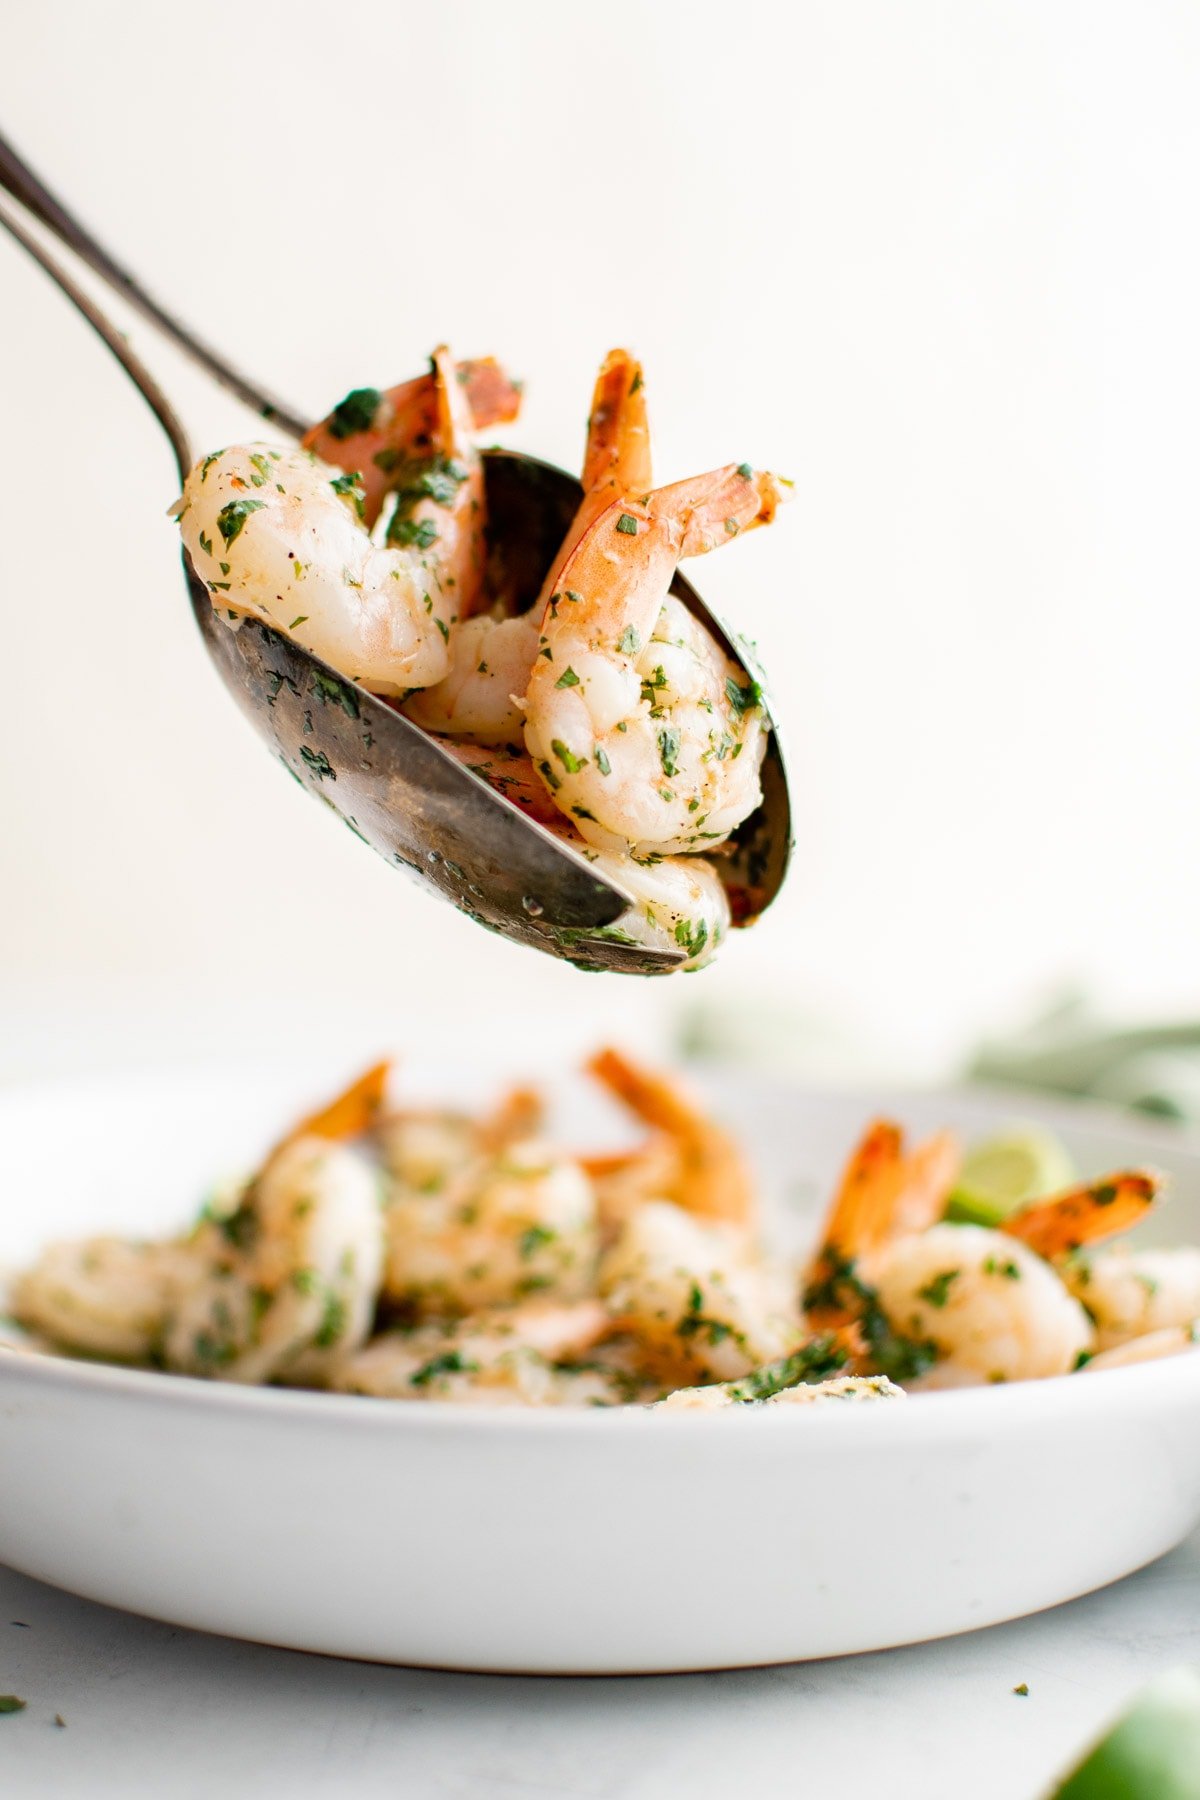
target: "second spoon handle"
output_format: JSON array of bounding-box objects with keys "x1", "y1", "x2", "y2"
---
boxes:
[
  {"x1": 0, "y1": 125, "x2": 307, "y2": 437},
  {"x1": 0, "y1": 195, "x2": 193, "y2": 484}
]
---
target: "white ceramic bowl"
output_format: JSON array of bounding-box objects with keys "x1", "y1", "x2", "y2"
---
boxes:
[{"x1": 2, "y1": 1060, "x2": 1199, "y2": 1673}]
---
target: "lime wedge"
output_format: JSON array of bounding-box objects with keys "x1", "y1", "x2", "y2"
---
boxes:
[
  {"x1": 1050, "y1": 1667, "x2": 1200, "y2": 1798},
  {"x1": 945, "y1": 1125, "x2": 1077, "y2": 1227}
]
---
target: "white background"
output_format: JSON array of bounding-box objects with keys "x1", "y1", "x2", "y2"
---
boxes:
[{"x1": 1, "y1": 0, "x2": 1198, "y2": 1080}]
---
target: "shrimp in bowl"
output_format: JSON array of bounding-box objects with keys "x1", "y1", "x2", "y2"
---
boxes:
[{"x1": 5, "y1": 1059, "x2": 1196, "y2": 1411}]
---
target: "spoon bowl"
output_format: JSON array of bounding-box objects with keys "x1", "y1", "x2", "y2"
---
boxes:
[{"x1": 187, "y1": 449, "x2": 793, "y2": 971}]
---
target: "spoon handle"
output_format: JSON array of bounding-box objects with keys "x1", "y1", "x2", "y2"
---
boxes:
[
  {"x1": 0, "y1": 126, "x2": 307, "y2": 437},
  {"x1": 0, "y1": 196, "x2": 193, "y2": 483}
]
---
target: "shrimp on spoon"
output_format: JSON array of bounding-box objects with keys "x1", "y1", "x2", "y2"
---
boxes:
[
  {"x1": 175, "y1": 348, "x2": 513, "y2": 696},
  {"x1": 522, "y1": 463, "x2": 790, "y2": 857},
  {"x1": 402, "y1": 348, "x2": 652, "y2": 747}
]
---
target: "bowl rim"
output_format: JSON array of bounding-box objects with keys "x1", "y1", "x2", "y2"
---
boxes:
[{"x1": 3, "y1": 1331, "x2": 1198, "y2": 1442}]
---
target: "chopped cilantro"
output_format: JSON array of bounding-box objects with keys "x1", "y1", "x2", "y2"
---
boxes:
[
  {"x1": 518, "y1": 1224, "x2": 556, "y2": 1260},
  {"x1": 327, "y1": 386, "x2": 381, "y2": 439},
  {"x1": 410, "y1": 1350, "x2": 479, "y2": 1388},
  {"x1": 315, "y1": 1291, "x2": 347, "y2": 1349},
  {"x1": 329, "y1": 471, "x2": 366, "y2": 520},
  {"x1": 677, "y1": 1281, "x2": 735, "y2": 1347},
  {"x1": 736, "y1": 461, "x2": 753, "y2": 480},
  {"x1": 658, "y1": 726, "x2": 681, "y2": 777},
  {"x1": 726, "y1": 1334, "x2": 849, "y2": 1402},
  {"x1": 725, "y1": 676, "x2": 763, "y2": 717},
  {"x1": 551, "y1": 739, "x2": 586, "y2": 774},
  {"x1": 674, "y1": 918, "x2": 709, "y2": 960},
  {"x1": 617, "y1": 625, "x2": 641, "y2": 654},
  {"x1": 616, "y1": 513, "x2": 639, "y2": 535},
  {"x1": 216, "y1": 499, "x2": 265, "y2": 548},
  {"x1": 310, "y1": 670, "x2": 360, "y2": 717},
  {"x1": 917, "y1": 1269, "x2": 960, "y2": 1309},
  {"x1": 390, "y1": 516, "x2": 439, "y2": 551},
  {"x1": 555, "y1": 667, "x2": 581, "y2": 689},
  {"x1": 595, "y1": 747, "x2": 612, "y2": 776},
  {"x1": 299, "y1": 747, "x2": 335, "y2": 781}
]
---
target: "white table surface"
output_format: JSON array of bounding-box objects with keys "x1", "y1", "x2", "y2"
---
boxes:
[{"x1": 1, "y1": 1533, "x2": 1197, "y2": 1800}]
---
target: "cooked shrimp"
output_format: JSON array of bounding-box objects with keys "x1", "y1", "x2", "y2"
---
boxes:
[
  {"x1": 804, "y1": 1119, "x2": 959, "y2": 1330},
  {"x1": 377, "y1": 1108, "x2": 478, "y2": 1194},
  {"x1": 175, "y1": 350, "x2": 487, "y2": 695},
  {"x1": 655, "y1": 1373, "x2": 903, "y2": 1410},
  {"x1": 870, "y1": 1223, "x2": 1093, "y2": 1385},
  {"x1": 441, "y1": 742, "x2": 732, "y2": 969},
  {"x1": 402, "y1": 349, "x2": 651, "y2": 747},
  {"x1": 1060, "y1": 1245, "x2": 1200, "y2": 1350},
  {"x1": 335, "y1": 1297, "x2": 614, "y2": 1404},
  {"x1": 1083, "y1": 1324, "x2": 1200, "y2": 1372},
  {"x1": 522, "y1": 466, "x2": 789, "y2": 857},
  {"x1": 599, "y1": 1200, "x2": 798, "y2": 1385},
  {"x1": 586, "y1": 1046, "x2": 756, "y2": 1226},
  {"x1": 303, "y1": 355, "x2": 521, "y2": 527},
  {"x1": 536, "y1": 348, "x2": 653, "y2": 607},
  {"x1": 400, "y1": 612, "x2": 543, "y2": 745},
  {"x1": 164, "y1": 1133, "x2": 384, "y2": 1384},
  {"x1": 1002, "y1": 1173, "x2": 1161, "y2": 1259},
  {"x1": 10, "y1": 1237, "x2": 198, "y2": 1364},
  {"x1": 382, "y1": 1135, "x2": 598, "y2": 1315}
]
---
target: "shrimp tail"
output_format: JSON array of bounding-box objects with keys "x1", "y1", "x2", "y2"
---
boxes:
[
  {"x1": 278, "y1": 1060, "x2": 392, "y2": 1154},
  {"x1": 585, "y1": 1046, "x2": 756, "y2": 1226},
  {"x1": 476, "y1": 1084, "x2": 546, "y2": 1154},
  {"x1": 582, "y1": 349, "x2": 651, "y2": 497},
  {"x1": 1003, "y1": 1172, "x2": 1161, "y2": 1259},
  {"x1": 431, "y1": 343, "x2": 475, "y2": 457},
  {"x1": 648, "y1": 464, "x2": 792, "y2": 559},
  {"x1": 303, "y1": 354, "x2": 521, "y2": 527}
]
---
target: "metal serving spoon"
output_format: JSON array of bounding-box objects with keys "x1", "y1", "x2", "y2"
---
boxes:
[{"x1": 0, "y1": 130, "x2": 792, "y2": 973}]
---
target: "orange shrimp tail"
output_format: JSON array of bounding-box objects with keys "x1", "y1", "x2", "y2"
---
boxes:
[
  {"x1": 822, "y1": 1120, "x2": 906, "y2": 1261},
  {"x1": 803, "y1": 1121, "x2": 906, "y2": 1328},
  {"x1": 894, "y1": 1130, "x2": 961, "y2": 1237},
  {"x1": 1002, "y1": 1172, "x2": 1161, "y2": 1259},
  {"x1": 582, "y1": 349, "x2": 651, "y2": 497},
  {"x1": 273, "y1": 1060, "x2": 392, "y2": 1159},
  {"x1": 302, "y1": 353, "x2": 522, "y2": 526},
  {"x1": 477, "y1": 1085, "x2": 546, "y2": 1154},
  {"x1": 585, "y1": 1047, "x2": 756, "y2": 1227},
  {"x1": 453, "y1": 357, "x2": 523, "y2": 431},
  {"x1": 587, "y1": 1047, "x2": 696, "y2": 1139},
  {"x1": 649, "y1": 464, "x2": 791, "y2": 559},
  {"x1": 431, "y1": 344, "x2": 475, "y2": 457}
]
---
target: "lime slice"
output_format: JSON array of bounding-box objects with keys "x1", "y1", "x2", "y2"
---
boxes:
[
  {"x1": 945, "y1": 1125, "x2": 1077, "y2": 1227},
  {"x1": 1050, "y1": 1667, "x2": 1200, "y2": 1798}
]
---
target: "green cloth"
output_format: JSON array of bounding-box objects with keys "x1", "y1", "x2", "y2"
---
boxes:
[{"x1": 969, "y1": 994, "x2": 1200, "y2": 1124}]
